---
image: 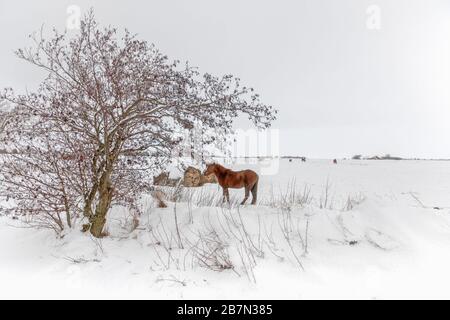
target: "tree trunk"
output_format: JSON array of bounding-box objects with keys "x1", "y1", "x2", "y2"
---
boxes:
[
  {"x1": 83, "y1": 182, "x2": 98, "y2": 219},
  {"x1": 89, "y1": 178, "x2": 113, "y2": 238}
]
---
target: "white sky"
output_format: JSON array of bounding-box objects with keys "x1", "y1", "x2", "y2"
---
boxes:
[{"x1": 1, "y1": 0, "x2": 449, "y2": 158}]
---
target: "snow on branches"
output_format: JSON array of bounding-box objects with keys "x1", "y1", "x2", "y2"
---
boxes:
[{"x1": 0, "y1": 11, "x2": 276, "y2": 237}]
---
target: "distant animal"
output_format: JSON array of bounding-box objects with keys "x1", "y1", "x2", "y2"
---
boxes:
[
  {"x1": 203, "y1": 163, "x2": 259, "y2": 205},
  {"x1": 333, "y1": 159, "x2": 338, "y2": 164}
]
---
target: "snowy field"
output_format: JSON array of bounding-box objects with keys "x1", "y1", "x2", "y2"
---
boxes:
[{"x1": 2, "y1": 159, "x2": 450, "y2": 299}]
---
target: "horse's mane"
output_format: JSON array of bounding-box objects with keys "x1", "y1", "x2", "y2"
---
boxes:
[{"x1": 211, "y1": 163, "x2": 230, "y2": 176}]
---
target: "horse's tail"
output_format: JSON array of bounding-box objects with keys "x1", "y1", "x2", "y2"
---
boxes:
[{"x1": 251, "y1": 178, "x2": 258, "y2": 193}]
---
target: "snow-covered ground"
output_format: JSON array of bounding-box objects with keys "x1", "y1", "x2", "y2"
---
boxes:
[{"x1": 2, "y1": 159, "x2": 450, "y2": 299}]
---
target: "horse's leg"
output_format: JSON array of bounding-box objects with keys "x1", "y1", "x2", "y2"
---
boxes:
[
  {"x1": 222, "y1": 188, "x2": 230, "y2": 204},
  {"x1": 241, "y1": 186, "x2": 249, "y2": 205},
  {"x1": 251, "y1": 181, "x2": 258, "y2": 205},
  {"x1": 225, "y1": 188, "x2": 230, "y2": 204}
]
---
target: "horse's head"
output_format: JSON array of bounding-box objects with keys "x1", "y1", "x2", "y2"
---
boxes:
[{"x1": 203, "y1": 163, "x2": 217, "y2": 176}]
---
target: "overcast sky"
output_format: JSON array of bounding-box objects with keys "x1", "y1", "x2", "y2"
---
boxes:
[{"x1": 1, "y1": 0, "x2": 449, "y2": 158}]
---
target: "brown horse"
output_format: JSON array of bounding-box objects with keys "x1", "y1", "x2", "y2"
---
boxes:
[{"x1": 203, "y1": 163, "x2": 259, "y2": 205}]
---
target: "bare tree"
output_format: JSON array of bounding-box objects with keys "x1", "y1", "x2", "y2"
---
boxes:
[
  {"x1": 0, "y1": 101, "x2": 11, "y2": 140},
  {"x1": 0, "y1": 11, "x2": 276, "y2": 237}
]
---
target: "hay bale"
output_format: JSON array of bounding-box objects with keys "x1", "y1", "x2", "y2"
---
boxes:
[
  {"x1": 153, "y1": 167, "x2": 216, "y2": 188},
  {"x1": 183, "y1": 166, "x2": 202, "y2": 187},
  {"x1": 153, "y1": 171, "x2": 181, "y2": 187},
  {"x1": 183, "y1": 166, "x2": 217, "y2": 187},
  {"x1": 200, "y1": 173, "x2": 217, "y2": 184},
  {"x1": 153, "y1": 172, "x2": 170, "y2": 186}
]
